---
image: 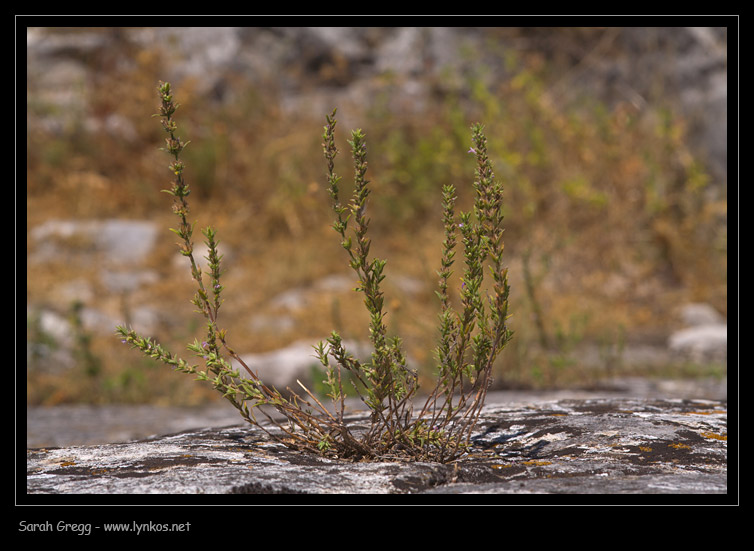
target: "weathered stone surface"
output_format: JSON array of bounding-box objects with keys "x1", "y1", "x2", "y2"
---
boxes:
[{"x1": 26, "y1": 398, "x2": 727, "y2": 495}]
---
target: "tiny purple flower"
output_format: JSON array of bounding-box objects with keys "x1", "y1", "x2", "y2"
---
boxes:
[{"x1": 468, "y1": 147, "x2": 476, "y2": 154}]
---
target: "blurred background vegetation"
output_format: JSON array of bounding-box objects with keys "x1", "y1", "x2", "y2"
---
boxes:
[{"x1": 26, "y1": 26, "x2": 728, "y2": 407}]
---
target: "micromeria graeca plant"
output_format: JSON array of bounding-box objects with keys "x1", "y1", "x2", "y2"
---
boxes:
[
  {"x1": 116, "y1": 81, "x2": 511, "y2": 463},
  {"x1": 317, "y1": 110, "x2": 512, "y2": 461}
]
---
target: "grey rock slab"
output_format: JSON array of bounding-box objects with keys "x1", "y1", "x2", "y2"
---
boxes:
[
  {"x1": 30, "y1": 219, "x2": 159, "y2": 266},
  {"x1": 668, "y1": 324, "x2": 727, "y2": 363},
  {"x1": 26, "y1": 423, "x2": 445, "y2": 495},
  {"x1": 678, "y1": 303, "x2": 726, "y2": 327},
  {"x1": 232, "y1": 340, "x2": 326, "y2": 390},
  {"x1": 25, "y1": 381, "x2": 727, "y2": 449},
  {"x1": 26, "y1": 398, "x2": 727, "y2": 495},
  {"x1": 233, "y1": 339, "x2": 372, "y2": 390},
  {"x1": 667, "y1": 302, "x2": 727, "y2": 364},
  {"x1": 26, "y1": 404, "x2": 245, "y2": 449}
]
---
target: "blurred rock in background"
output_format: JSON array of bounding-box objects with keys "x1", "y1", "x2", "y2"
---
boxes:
[{"x1": 25, "y1": 25, "x2": 730, "y2": 412}]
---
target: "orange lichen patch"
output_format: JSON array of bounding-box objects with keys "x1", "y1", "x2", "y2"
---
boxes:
[
  {"x1": 522, "y1": 460, "x2": 553, "y2": 466},
  {"x1": 669, "y1": 442, "x2": 692, "y2": 450},
  {"x1": 549, "y1": 413, "x2": 567, "y2": 417},
  {"x1": 701, "y1": 432, "x2": 727, "y2": 441},
  {"x1": 639, "y1": 446, "x2": 652, "y2": 452},
  {"x1": 491, "y1": 464, "x2": 513, "y2": 470},
  {"x1": 59, "y1": 461, "x2": 76, "y2": 467},
  {"x1": 683, "y1": 410, "x2": 726, "y2": 416}
]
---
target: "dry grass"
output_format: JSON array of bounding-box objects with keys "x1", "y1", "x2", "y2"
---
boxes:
[{"x1": 26, "y1": 30, "x2": 727, "y2": 406}]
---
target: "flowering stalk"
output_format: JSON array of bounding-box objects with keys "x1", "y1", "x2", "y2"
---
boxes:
[
  {"x1": 409, "y1": 124, "x2": 513, "y2": 461},
  {"x1": 317, "y1": 114, "x2": 512, "y2": 462},
  {"x1": 117, "y1": 82, "x2": 383, "y2": 459},
  {"x1": 317, "y1": 111, "x2": 418, "y2": 453}
]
